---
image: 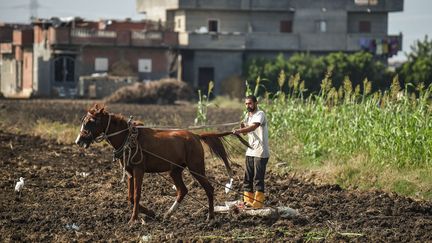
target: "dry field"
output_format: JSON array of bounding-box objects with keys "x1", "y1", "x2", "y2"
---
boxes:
[{"x1": 0, "y1": 100, "x2": 431, "y2": 242}]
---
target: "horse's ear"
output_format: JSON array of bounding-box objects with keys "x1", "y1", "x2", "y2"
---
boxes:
[{"x1": 96, "y1": 104, "x2": 107, "y2": 115}]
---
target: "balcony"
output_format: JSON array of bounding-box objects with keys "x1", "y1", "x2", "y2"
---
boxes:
[
  {"x1": 300, "y1": 33, "x2": 348, "y2": 51},
  {"x1": 48, "y1": 27, "x2": 177, "y2": 47},
  {"x1": 347, "y1": 33, "x2": 402, "y2": 56},
  {"x1": 347, "y1": 0, "x2": 403, "y2": 12},
  {"x1": 70, "y1": 28, "x2": 117, "y2": 45},
  {"x1": 178, "y1": 0, "x2": 294, "y2": 11},
  {"x1": 179, "y1": 32, "x2": 246, "y2": 50},
  {"x1": 246, "y1": 33, "x2": 300, "y2": 50},
  {"x1": 132, "y1": 31, "x2": 178, "y2": 46}
]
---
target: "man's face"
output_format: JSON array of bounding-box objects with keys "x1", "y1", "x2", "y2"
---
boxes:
[{"x1": 245, "y1": 98, "x2": 257, "y2": 112}]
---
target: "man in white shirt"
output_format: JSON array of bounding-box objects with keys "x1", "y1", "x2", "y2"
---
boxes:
[{"x1": 233, "y1": 95, "x2": 269, "y2": 208}]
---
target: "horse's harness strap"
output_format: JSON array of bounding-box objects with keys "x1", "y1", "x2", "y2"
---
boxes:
[{"x1": 90, "y1": 114, "x2": 145, "y2": 170}]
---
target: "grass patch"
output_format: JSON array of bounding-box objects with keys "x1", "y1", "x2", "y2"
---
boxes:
[
  {"x1": 32, "y1": 119, "x2": 79, "y2": 144},
  {"x1": 393, "y1": 179, "x2": 419, "y2": 196}
]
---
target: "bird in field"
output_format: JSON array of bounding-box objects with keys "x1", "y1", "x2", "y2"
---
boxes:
[
  {"x1": 15, "y1": 177, "x2": 25, "y2": 197},
  {"x1": 225, "y1": 178, "x2": 234, "y2": 194}
]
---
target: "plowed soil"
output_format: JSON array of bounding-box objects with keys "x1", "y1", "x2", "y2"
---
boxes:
[{"x1": 0, "y1": 100, "x2": 431, "y2": 242}]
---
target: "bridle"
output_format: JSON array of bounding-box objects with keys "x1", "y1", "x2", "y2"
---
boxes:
[
  {"x1": 81, "y1": 112, "x2": 130, "y2": 145},
  {"x1": 80, "y1": 112, "x2": 143, "y2": 181}
]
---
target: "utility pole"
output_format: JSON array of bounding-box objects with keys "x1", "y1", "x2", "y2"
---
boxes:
[{"x1": 29, "y1": 0, "x2": 39, "y2": 21}]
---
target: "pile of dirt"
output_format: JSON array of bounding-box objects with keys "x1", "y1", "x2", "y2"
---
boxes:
[{"x1": 104, "y1": 79, "x2": 194, "y2": 104}]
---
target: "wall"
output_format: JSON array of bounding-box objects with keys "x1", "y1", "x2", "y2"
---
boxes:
[
  {"x1": 22, "y1": 49, "x2": 33, "y2": 92},
  {"x1": 79, "y1": 46, "x2": 171, "y2": 81},
  {"x1": 0, "y1": 55, "x2": 18, "y2": 96},
  {"x1": 188, "y1": 50, "x2": 243, "y2": 93},
  {"x1": 347, "y1": 12, "x2": 388, "y2": 34},
  {"x1": 183, "y1": 10, "x2": 293, "y2": 33}
]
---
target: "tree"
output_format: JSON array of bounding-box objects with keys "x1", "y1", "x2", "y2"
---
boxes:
[
  {"x1": 398, "y1": 36, "x2": 432, "y2": 87},
  {"x1": 244, "y1": 51, "x2": 391, "y2": 96}
]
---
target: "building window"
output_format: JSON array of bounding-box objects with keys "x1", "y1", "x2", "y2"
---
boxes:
[
  {"x1": 316, "y1": 20, "x2": 327, "y2": 33},
  {"x1": 138, "y1": 59, "x2": 152, "y2": 73},
  {"x1": 359, "y1": 21, "x2": 371, "y2": 33},
  {"x1": 208, "y1": 20, "x2": 219, "y2": 32},
  {"x1": 177, "y1": 19, "x2": 181, "y2": 29},
  {"x1": 95, "y1": 57, "x2": 108, "y2": 72},
  {"x1": 280, "y1": 20, "x2": 293, "y2": 33}
]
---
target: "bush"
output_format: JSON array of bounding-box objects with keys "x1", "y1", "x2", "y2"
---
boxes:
[
  {"x1": 104, "y1": 79, "x2": 193, "y2": 104},
  {"x1": 398, "y1": 36, "x2": 432, "y2": 87}
]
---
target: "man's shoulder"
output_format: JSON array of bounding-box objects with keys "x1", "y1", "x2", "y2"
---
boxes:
[{"x1": 255, "y1": 110, "x2": 266, "y2": 117}]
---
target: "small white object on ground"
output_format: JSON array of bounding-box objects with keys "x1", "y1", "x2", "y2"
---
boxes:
[
  {"x1": 224, "y1": 178, "x2": 234, "y2": 194},
  {"x1": 215, "y1": 201, "x2": 299, "y2": 219},
  {"x1": 75, "y1": 172, "x2": 90, "y2": 177},
  {"x1": 15, "y1": 177, "x2": 25, "y2": 192},
  {"x1": 140, "y1": 234, "x2": 152, "y2": 242},
  {"x1": 172, "y1": 185, "x2": 177, "y2": 190},
  {"x1": 65, "y1": 223, "x2": 80, "y2": 231}
]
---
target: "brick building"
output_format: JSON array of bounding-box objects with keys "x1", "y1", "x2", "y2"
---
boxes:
[{"x1": 0, "y1": 18, "x2": 178, "y2": 98}]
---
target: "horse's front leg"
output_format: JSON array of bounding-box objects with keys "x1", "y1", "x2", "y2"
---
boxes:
[
  {"x1": 127, "y1": 168, "x2": 156, "y2": 220},
  {"x1": 128, "y1": 167, "x2": 144, "y2": 225},
  {"x1": 127, "y1": 169, "x2": 134, "y2": 207}
]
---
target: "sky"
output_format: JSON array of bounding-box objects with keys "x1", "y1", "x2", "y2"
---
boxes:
[{"x1": 0, "y1": 0, "x2": 430, "y2": 62}]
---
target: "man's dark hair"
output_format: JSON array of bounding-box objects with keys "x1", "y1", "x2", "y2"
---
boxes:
[{"x1": 245, "y1": 95, "x2": 257, "y2": 103}]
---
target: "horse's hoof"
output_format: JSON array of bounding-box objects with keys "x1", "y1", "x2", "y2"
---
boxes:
[
  {"x1": 206, "y1": 214, "x2": 215, "y2": 222},
  {"x1": 128, "y1": 218, "x2": 138, "y2": 226},
  {"x1": 207, "y1": 218, "x2": 217, "y2": 227}
]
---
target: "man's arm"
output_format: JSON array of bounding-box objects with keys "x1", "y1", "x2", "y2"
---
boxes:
[{"x1": 233, "y1": 123, "x2": 260, "y2": 135}]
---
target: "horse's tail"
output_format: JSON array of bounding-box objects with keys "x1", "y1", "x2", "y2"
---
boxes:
[{"x1": 199, "y1": 132, "x2": 250, "y2": 179}]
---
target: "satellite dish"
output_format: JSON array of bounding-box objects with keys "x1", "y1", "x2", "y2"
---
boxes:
[{"x1": 51, "y1": 17, "x2": 61, "y2": 28}]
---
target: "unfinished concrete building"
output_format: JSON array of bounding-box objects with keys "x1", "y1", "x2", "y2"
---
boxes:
[{"x1": 136, "y1": 0, "x2": 403, "y2": 94}]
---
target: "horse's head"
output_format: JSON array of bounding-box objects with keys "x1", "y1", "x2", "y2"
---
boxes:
[{"x1": 75, "y1": 104, "x2": 109, "y2": 148}]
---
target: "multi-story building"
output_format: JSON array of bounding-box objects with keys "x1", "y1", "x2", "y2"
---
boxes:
[
  {"x1": 137, "y1": 0, "x2": 403, "y2": 94},
  {"x1": 0, "y1": 18, "x2": 177, "y2": 98}
]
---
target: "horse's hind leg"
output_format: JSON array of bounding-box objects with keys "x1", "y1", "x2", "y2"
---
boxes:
[
  {"x1": 164, "y1": 167, "x2": 188, "y2": 219},
  {"x1": 189, "y1": 163, "x2": 215, "y2": 221}
]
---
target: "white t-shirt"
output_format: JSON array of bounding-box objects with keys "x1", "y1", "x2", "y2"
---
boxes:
[{"x1": 244, "y1": 110, "x2": 269, "y2": 158}]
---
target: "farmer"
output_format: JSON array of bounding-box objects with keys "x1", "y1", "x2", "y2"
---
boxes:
[{"x1": 233, "y1": 95, "x2": 269, "y2": 208}]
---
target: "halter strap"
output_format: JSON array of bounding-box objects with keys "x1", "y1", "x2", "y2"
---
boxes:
[{"x1": 94, "y1": 114, "x2": 129, "y2": 142}]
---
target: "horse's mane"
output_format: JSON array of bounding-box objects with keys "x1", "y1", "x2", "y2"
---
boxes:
[{"x1": 88, "y1": 103, "x2": 143, "y2": 125}]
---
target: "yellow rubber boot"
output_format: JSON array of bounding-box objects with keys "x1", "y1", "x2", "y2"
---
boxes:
[
  {"x1": 252, "y1": 191, "x2": 265, "y2": 209},
  {"x1": 243, "y1": 191, "x2": 254, "y2": 206}
]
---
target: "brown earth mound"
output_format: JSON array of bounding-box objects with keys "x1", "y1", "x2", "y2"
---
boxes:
[{"x1": 104, "y1": 79, "x2": 193, "y2": 104}]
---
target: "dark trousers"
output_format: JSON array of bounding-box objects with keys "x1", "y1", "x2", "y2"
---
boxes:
[{"x1": 243, "y1": 156, "x2": 269, "y2": 193}]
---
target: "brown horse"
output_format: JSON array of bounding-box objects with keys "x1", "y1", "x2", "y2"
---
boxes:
[{"x1": 75, "y1": 104, "x2": 249, "y2": 224}]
